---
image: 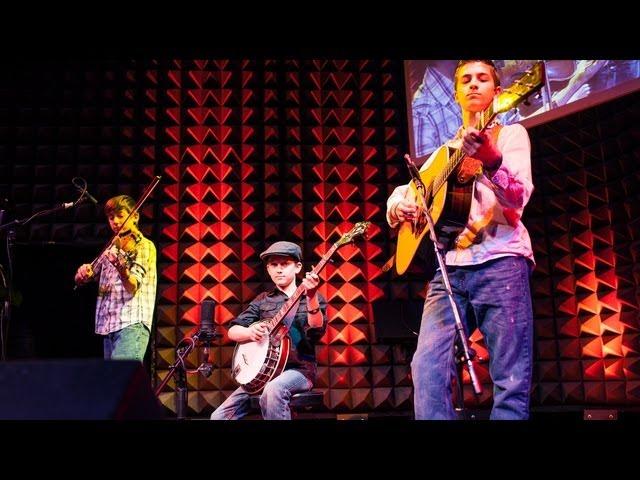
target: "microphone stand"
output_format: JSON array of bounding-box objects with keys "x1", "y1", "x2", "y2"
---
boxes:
[
  {"x1": 154, "y1": 328, "x2": 221, "y2": 420},
  {"x1": 454, "y1": 337, "x2": 477, "y2": 419},
  {"x1": 0, "y1": 202, "x2": 79, "y2": 232},
  {"x1": 402, "y1": 154, "x2": 483, "y2": 417},
  {"x1": 0, "y1": 199, "x2": 83, "y2": 360}
]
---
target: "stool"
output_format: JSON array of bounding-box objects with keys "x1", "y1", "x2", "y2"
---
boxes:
[{"x1": 249, "y1": 390, "x2": 324, "y2": 418}]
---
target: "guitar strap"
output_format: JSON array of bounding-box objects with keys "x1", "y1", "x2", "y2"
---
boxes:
[
  {"x1": 449, "y1": 123, "x2": 504, "y2": 248},
  {"x1": 381, "y1": 255, "x2": 395, "y2": 273}
]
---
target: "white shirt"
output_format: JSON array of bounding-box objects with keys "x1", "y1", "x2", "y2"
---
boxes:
[{"x1": 387, "y1": 123, "x2": 535, "y2": 267}]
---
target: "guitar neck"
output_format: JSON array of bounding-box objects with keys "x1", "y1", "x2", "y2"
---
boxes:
[
  {"x1": 432, "y1": 106, "x2": 498, "y2": 193},
  {"x1": 265, "y1": 241, "x2": 338, "y2": 332}
]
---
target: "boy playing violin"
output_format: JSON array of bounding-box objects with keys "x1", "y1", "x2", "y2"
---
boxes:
[{"x1": 75, "y1": 195, "x2": 157, "y2": 362}]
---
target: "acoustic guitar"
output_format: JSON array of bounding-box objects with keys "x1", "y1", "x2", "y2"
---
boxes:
[{"x1": 395, "y1": 62, "x2": 545, "y2": 275}]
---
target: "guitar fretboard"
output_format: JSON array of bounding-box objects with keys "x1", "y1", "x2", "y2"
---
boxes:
[
  {"x1": 431, "y1": 104, "x2": 496, "y2": 196},
  {"x1": 426, "y1": 61, "x2": 544, "y2": 198},
  {"x1": 265, "y1": 241, "x2": 338, "y2": 332}
]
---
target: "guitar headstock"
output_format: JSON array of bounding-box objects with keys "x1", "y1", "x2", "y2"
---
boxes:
[
  {"x1": 494, "y1": 61, "x2": 545, "y2": 114},
  {"x1": 336, "y1": 221, "x2": 371, "y2": 247}
]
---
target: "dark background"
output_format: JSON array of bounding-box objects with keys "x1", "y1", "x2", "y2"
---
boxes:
[{"x1": 1, "y1": 56, "x2": 639, "y2": 418}]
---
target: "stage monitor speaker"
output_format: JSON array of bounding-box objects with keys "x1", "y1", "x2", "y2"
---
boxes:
[
  {"x1": 0, "y1": 359, "x2": 164, "y2": 419},
  {"x1": 373, "y1": 299, "x2": 423, "y2": 342}
]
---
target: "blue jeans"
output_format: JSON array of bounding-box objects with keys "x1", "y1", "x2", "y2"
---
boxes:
[
  {"x1": 411, "y1": 256, "x2": 533, "y2": 420},
  {"x1": 103, "y1": 323, "x2": 150, "y2": 362},
  {"x1": 210, "y1": 368, "x2": 313, "y2": 420}
]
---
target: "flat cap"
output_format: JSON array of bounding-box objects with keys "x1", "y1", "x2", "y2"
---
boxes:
[{"x1": 259, "y1": 241, "x2": 302, "y2": 262}]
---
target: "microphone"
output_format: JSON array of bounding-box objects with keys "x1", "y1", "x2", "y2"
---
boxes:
[
  {"x1": 196, "y1": 299, "x2": 218, "y2": 378},
  {"x1": 199, "y1": 299, "x2": 215, "y2": 336},
  {"x1": 403, "y1": 153, "x2": 429, "y2": 199},
  {"x1": 62, "y1": 202, "x2": 75, "y2": 209},
  {"x1": 79, "y1": 189, "x2": 98, "y2": 205},
  {"x1": 195, "y1": 299, "x2": 221, "y2": 343},
  {"x1": 403, "y1": 154, "x2": 422, "y2": 182},
  {"x1": 71, "y1": 177, "x2": 98, "y2": 205}
]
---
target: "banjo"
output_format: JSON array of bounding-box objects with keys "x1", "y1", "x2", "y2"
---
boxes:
[{"x1": 231, "y1": 221, "x2": 371, "y2": 394}]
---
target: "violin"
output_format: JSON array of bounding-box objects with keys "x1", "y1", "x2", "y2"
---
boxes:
[
  {"x1": 107, "y1": 227, "x2": 143, "y2": 271},
  {"x1": 114, "y1": 228, "x2": 143, "y2": 255}
]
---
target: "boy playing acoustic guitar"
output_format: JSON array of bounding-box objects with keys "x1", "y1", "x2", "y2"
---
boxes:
[{"x1": 387, "y1": 60, "x2": 536, "y2": 420}]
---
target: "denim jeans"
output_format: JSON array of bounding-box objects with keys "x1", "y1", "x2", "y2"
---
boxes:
[
  {"x1": 103, "y1": 323, "x2": 150, "y2": 362},
  {"x1": 210, "y1": 368, "x2": 313, "y2": 420},
  {"x1": 411, "y1": 255, "x2": 533, "y2": 420}
]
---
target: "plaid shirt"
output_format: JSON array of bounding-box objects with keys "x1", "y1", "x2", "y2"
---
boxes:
[
  {"x1": 412, "y1": 65, "x2": 461, "y2": 157},
  {"x1": 94, "y1": 236, "x2": 157, "y2": 335}
]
